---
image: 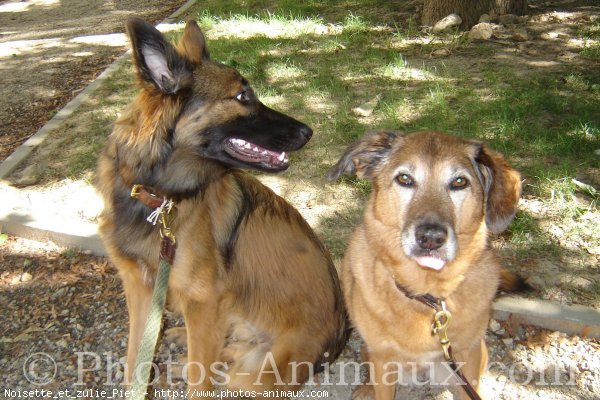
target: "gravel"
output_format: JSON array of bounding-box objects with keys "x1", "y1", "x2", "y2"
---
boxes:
[{"x1": 1, "y1": 236, "x2": 599, "y2": 399}]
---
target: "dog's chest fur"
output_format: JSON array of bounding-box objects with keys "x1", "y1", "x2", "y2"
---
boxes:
[{"x1": 344, "y1": 226, "x2": 498, "y2": 362}]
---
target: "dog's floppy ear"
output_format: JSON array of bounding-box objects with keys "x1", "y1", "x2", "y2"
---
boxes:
[
  {"x1": 474, "y1": 144, "x2": 522, "y2": 234},
  {"x1": 177, "y1": 20, "x2": 210, "y2": 64},
  {"x1": 126, "y1": 17, "x2": 193, "y2": 94},
  {"x1": 326, "y1": 131, "x2": 400, "y2": 181}
]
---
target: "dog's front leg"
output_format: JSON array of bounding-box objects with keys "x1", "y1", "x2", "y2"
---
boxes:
[
  {"x1": 353, "y1": 345, "x2": 397, "y2": 400},
  {"x1": 181, "y1": 297, "x2": 224, "y2": 399},
  {"x1": 372, "y1": 357, "x2": 398, "y2": 400},
  {"x1": 454, "y1": 339, "x2": 488, "y2": 400},
  {"x1": 111, "y1": 253, "x2": 153, "y2": 386}
]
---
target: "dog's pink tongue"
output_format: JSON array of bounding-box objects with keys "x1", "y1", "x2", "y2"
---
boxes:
[{"x1": 415, "y1": 256, "x2": 445, "y2": 270}]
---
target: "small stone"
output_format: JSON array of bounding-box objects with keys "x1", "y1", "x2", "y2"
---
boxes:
[
  {"x1": 513, "y1": 27, "x2": 529, "y2": 42},
  {"x1": 114, "y1": 370, "x2": 124, "y2": 382},
  {"x1": 525, "y1": 275, "x2": 546, "y2": 290},
  {"x1": 499, "y1": 14, "x2": 518, "y2": 25},
  {"x1": 479, "y1": 14, "x2": 491, "y2": 23},
  {"x1": 502, "y1": 338, "x2": 514, "y2": 346},
  {"x1": 53, "y1": 287, "x2": 68, "y2": 299},
  {"x1": 10, "y1": 276, "x2": 21, "y2": 285},
  {"x1": 558, "y1": 52, "x2": 578, "y2": 61},
  {"x1": 20, "y1": 272, "x2": 33, "y2": 282},
  {"x1": 489, "y1": 319, "x2": 501, "y2": 332},
  {"x1": 433, "y1": 14, "x2": 462, "y2": 33},
  {"x1": 588, "y1": 246, "x2": 600, "y2": 256},
  {"x1": 432, "y1": 48, "x2": 451, "y2": 57},
  {"x1": 352, "y1": 94, "x2": 382, "y2": 117},
  {"x1": 469, "y1": 23, "x2": 494, "y2": 41}
]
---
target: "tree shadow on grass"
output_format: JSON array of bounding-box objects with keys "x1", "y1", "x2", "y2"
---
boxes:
[{"x1": 4, "y1": 0, "x2": 600, "y2": 306}]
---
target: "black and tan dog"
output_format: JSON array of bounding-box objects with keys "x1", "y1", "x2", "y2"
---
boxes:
[
  {"x1": 327, "y1": 131, "x2": 521, "y2": 399},
  {"x1": 96, "y1": 18, "x2": 348, "y2": 396}
]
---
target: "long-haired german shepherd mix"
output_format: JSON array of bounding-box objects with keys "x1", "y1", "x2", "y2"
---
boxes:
[
  {"x1": 327, "y1": 131, "x2": 522, "y2": 399},
  {"x1": 96, "y1": 18, "x2": 348, "y2": 395}
]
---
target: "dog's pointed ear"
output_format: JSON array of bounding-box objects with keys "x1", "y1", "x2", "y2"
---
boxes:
[
  {"x1": 326, "y1": 131, "x2": 400, "y2": 181},
  {"x1": 177, "y1": 20, "x2": 210, "y2": 64},
  {"x1": 126, "y1": 17, "x2": 193, "y2": 94},
  {"x1": 474, "y1": 144, "x2": 522, "y2": 234}
]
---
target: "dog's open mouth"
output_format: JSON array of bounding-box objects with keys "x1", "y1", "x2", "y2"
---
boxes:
[{"x1": 224, "y1": 138, "x2": 289, "y2": 169}]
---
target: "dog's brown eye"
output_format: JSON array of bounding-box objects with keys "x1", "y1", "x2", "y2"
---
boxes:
[
  {"x1": 450, "y1": 177, "x2": 469, "y2": 190},
  {"x1": 396, "y1": 173, "x2": 415, "y2": 187}
]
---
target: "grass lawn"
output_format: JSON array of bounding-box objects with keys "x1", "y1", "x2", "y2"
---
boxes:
[{"x1": 9, "y1": 0, "x2": 600, "y2": 306}]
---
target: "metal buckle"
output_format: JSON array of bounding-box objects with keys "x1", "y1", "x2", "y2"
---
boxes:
[
  {"x1": 158, "y1": 204, "x2": 176, "y2": 245},
  {"x1": 130, "y1": 184, "x2": 142, "y2": 199},
  {"x1": 431, "y1": 299, "x2": 452, "y2": 361}
]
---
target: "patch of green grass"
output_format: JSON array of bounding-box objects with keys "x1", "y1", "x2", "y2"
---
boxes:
[
  {"x1": 316, "y1": 203, "x2": 365, "y2": 259},
  {"x1": 506, "y1": 211, "x2": 544, "y2": 249},
  {"x1": 194, "y1": 4, "x2": 599, "y2": 215},
  {"x1": 579, "y1": 20, "x2": 600, "y2": 60},
  {"x1": 342, "y1": 12, "x2": 368, "y2": 32}
]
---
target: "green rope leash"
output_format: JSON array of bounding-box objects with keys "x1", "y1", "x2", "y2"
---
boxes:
[
  {"x1": 130, "y1": 256, "x2": 171, "y2": 400},
  {"x1": 128, "y1": 185, "x2": 178, "y2": 400}
]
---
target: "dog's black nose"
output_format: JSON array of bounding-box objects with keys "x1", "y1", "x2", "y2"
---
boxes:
[
  {"x1": 299, "y1": 125, "x2": 313, "y2": 141},
  {"x1": 415, "y1": 224, "x2": 447, "y2": 250}
]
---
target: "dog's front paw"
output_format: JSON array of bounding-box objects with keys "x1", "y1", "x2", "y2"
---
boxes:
[{"x1": 351, "y1": 384, "x2": 374, "y2": 400}]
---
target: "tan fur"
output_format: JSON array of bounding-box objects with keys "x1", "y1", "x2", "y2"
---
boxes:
[
  {"x1": 329, "y1": 131, "x2": 521, "y2": 399},
  {"x1": 97, "y1": 19, "x2": 347, "y2": 398}
]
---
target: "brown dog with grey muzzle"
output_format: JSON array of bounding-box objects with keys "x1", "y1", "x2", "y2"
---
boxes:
[{"x1": 327, "y1": 131, "x2": 521, "y2": 399}]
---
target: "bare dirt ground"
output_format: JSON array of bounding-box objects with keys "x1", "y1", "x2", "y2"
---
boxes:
[
  {"x1": 1, "y1": 235, "x2": 599, "y2": 399},
  {"x1": 0, "y1": 0, "x2": 185, "y2": 162}
]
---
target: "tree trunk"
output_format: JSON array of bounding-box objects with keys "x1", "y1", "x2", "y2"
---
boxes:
[
  {"x1": 422, "y1": 0, "x2": 527, "y2": 30},
  {"x1": 493, "y1": 0, "x2": 528, "y2": 15}
]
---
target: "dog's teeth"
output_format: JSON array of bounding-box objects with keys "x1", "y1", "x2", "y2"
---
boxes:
[
  {"x1": 244, "y1": 143, "x2": 252, "y2": 149},
  {"x1": 261, "y1": 150, "x2": 268, "y2": 155},
  {"x1": 253, "y1": 146, "x2": 259, "y2": 152},
  {"x1": 277, "y1": 152, "x2": 286, "y2": 162}
]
